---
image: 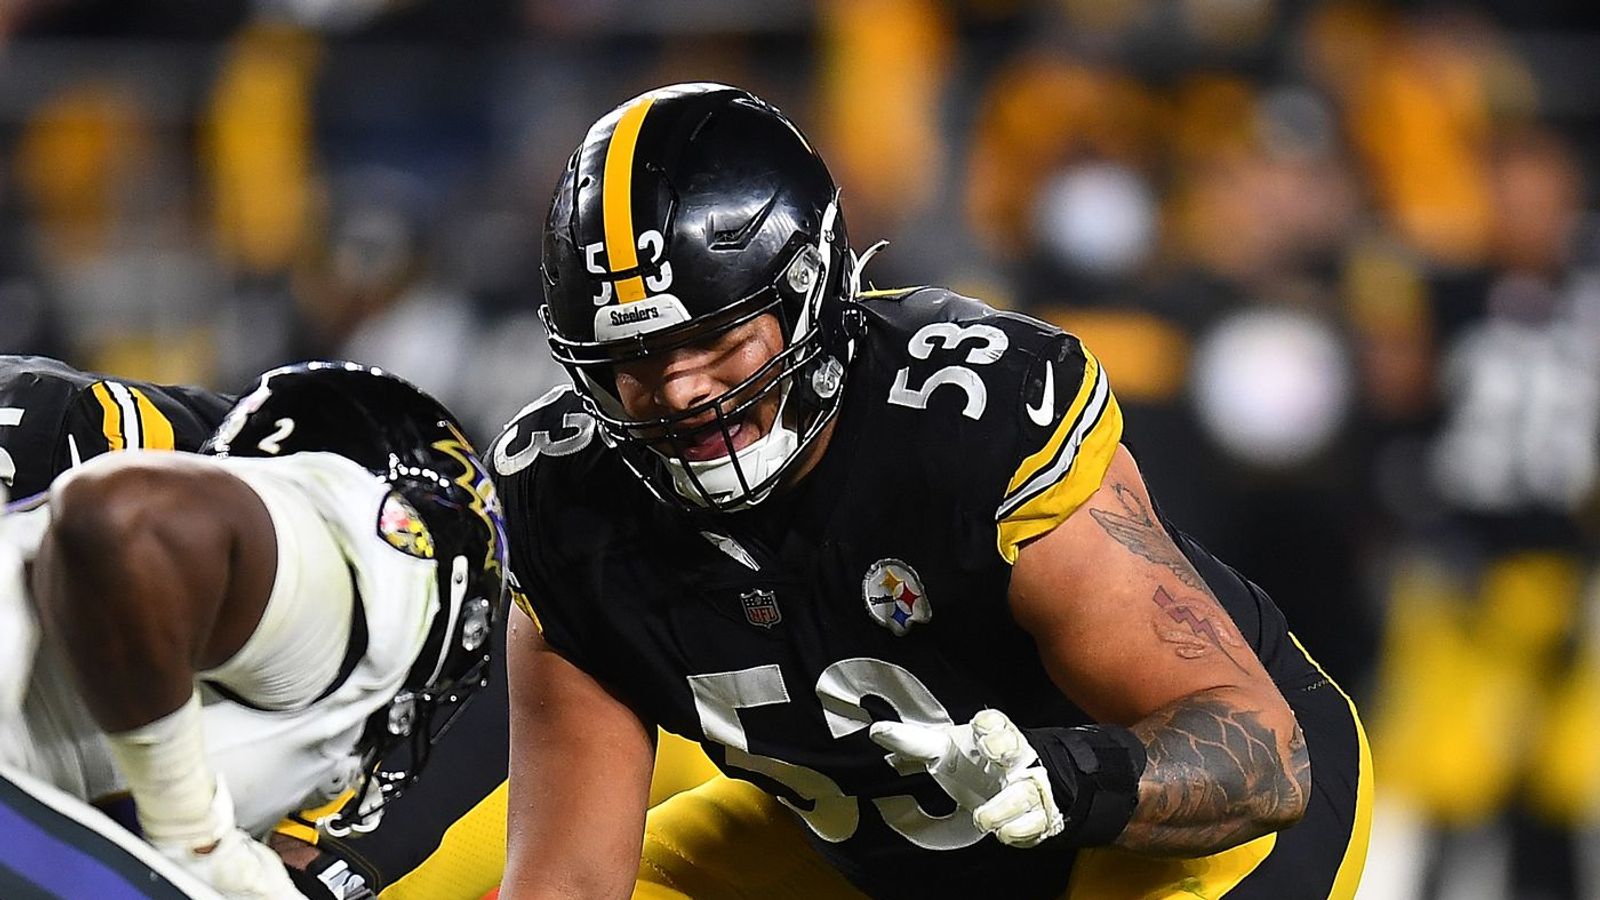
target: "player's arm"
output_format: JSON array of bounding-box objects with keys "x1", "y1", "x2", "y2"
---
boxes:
[
  {"x1": 30, "y1": 452, "x2": 303, "y2": 897},
  {"x1": 33, "y1": 454, "x2": 275, "y2": 730},
  {"x1": 502, "y1": 608, "x2": 657, "y2": 900},
  {"x1": 1008, "y1": 445, "x2": 1309, "y2": 856}
]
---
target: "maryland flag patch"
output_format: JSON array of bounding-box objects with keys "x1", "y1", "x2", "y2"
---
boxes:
[{"x1": 377, "y1": 492, "x2": 435, "y2": 560}]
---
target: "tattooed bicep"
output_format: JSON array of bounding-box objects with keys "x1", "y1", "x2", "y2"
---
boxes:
[
  {"x1": 1085, "y1": 480, "x2": 1259, "y2": 674},
  {"x1": 1086, "y1": 481, "x2": 1207, "y2": 591}
]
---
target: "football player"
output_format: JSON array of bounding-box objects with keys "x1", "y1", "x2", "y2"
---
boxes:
[
  {"x1": 0, "y1": 355, "x2": 720, "y2": 900},
  {"x1": 0, "y1": 355, "x2": 236, "y2": 500},
  {"x1": 0, "y1": 363, "x2": 508, "y2": 899},
  {"x1": 493, "y1": 83, "x2": 1373, "y2": 899}
]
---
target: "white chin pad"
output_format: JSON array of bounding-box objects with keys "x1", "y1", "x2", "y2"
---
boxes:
[{"x1": 665, "y1": 416, "x2": 800, "y2": 507}]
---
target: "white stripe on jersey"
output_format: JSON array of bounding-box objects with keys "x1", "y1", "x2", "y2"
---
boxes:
[
  {"x1": 104, "y1": 382, "x2": 143, "y2": 450},
  {"x1": 995, "y1": 362, "x2": 1111, "y2": 521}
]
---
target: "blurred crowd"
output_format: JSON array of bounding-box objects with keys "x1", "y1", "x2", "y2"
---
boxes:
[{"x1": 0, "y1": 1, "x2": 1597, "y2": 898}]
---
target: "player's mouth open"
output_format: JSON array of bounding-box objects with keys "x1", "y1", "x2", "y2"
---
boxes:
[{"x1": 678, "y1": 414, "x2": 758, "y2": 462}]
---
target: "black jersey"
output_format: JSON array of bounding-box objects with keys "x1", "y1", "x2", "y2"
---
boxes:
[
  {"x1": 491, "y1": 288, "x2": 1320, "y2": 899},
  {"x1": 0, "y1": 356, "x2": 234, "y2": 500}
]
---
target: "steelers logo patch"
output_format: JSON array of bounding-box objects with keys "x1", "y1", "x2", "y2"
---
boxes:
[
  {"x1": 377, "y1": 492, "x2": 435, "y2": 560},
  {"x1": 863, "y1": 559, "x2": 931, "y2": 636}
]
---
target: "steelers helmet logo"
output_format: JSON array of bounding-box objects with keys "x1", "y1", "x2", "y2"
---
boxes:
[{"x1": 863, "y1": 559, "x2": 930, "y2": 636}]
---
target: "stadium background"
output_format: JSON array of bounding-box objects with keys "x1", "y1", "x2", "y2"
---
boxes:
[{"x1": 0, "y1": 1, "x2": 1597, "y2": 897}]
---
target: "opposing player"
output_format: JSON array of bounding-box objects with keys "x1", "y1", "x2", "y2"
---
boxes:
[
  {"x1": 0, "y1": 362, "x2": 508, "y2": 899},
  {"x1": 0, "y1": 355, "x2": 718, "y2": 899},
  {"x1": 493, "y1": 83, "x2": 1372, "y2": 899}
]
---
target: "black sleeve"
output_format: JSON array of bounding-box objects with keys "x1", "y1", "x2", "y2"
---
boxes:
[
  {"x1": 60, "y1": 379, "x2": 233, "y2": 459},
  {"x1": 0, "y1": 356, "x2": 234, "y2": 499},
  {"x1": 486, "y1": 389, "x2": 598, "y2": 672},
  {"x1": 0, "y1": 364, "x2": 76, "y2": 499},
  {"x1": 989, "y1": 331, "x2": 1123, "y2": 563},
  {"x1": 856, "y1": 292, "x2": 1125, "y2": 566}
]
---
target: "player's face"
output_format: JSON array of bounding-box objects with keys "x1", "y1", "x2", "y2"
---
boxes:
[{"x1": 612, "y1": 313, "x2": 787, "y2": 462}]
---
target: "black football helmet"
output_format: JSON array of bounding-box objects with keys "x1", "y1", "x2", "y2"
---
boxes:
[
  {"x1": 541, "y1": 82, "x2": 869, "y2": 511},
  {"x1": 202, "y1": 361, "x2": 508, "y2": 832}
]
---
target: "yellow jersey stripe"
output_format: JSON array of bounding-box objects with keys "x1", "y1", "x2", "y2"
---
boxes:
[
  {"x1": 1004, "y1": 350, "x2": 1102, "y2": 502},
  {"x1": 511, "y1": 587, "x2": 543, "y2": 632},
  {"x1": 602, "y1": 96, "x2": 654, "y2": 303},
  {"x1": 104, "y1": 382, "x2": 147, "y2": 449},
  {"x1": 996, "y1": 393, "x2": 1122, "y2": 563},
  {"x1": 89, "y1": 382, "x2": 125, "y2": 452},
  {"x1": 1289, "y1": 633, "x2": 1374, "y2": 900},
  {"x1": 128, "y1": 387, "x2": 176, "y2": 450},
  {"x1": 994, "y1": 348, "x2": 1121, "y2": 563}
]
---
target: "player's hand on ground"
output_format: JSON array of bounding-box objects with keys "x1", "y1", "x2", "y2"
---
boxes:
[
  {"x1": 869, "y1": 709, "x2": 1065, "y2": 848},
  {"x1": 149, "y1": 778, "x2": 309, "y2": 899},
  {"x1": 158, "y1": 826, "x2": 308, "y2": 899}
]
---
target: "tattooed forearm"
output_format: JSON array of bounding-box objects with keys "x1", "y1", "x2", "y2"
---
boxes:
[
  {"x1": 1119, "y1": 691, "x2": 1310, "y2": 856},
  {"x1": 1151, "y1": 586, "x2": 1252, "y2": 676},
  {"x1": 1088, "y1": 484, "x2": 1206, "y2": 591}
]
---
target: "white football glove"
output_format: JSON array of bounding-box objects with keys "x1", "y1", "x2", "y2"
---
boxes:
[
  {"x1": 870, "y1": 709, "x2": 1065, "y2": 848},
  {"x1": 149, "y1": 776, "x2": 308, "y2": 900}
]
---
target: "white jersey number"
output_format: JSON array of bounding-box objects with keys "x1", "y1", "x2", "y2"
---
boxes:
[
  {"x1": 688, "y1": 657, "x2": 987, "y2": 850},
  {"x1": 688, "y1": 665, "x2": 859, "y2": 842},
  {"x1": 492, "y1": 388, "x2": 597, "y2": 477},
  {"x1": 888, "y1": 323, "x2": 1010, "y2": 420}
]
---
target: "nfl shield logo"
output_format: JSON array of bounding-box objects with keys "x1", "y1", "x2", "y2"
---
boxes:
[{"x1": 741, "y1": 589, "x2": 782, "y2": 628}]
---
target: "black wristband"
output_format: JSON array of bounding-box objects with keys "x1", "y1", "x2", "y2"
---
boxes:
[
  {"x1": 1023, "y1": 724, "x2": 1147, "y2": 846},
  {"x1": 293, "y1": 844, "x2": 379, "y2": 900}
]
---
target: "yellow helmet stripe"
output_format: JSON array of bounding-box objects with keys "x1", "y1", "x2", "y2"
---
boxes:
[
  {"x1": 89, "y1": 382, "x2": 125, "y2": 451},
  {"x1": 602, "y1": 96, "x2": 655, "y2": 303}
]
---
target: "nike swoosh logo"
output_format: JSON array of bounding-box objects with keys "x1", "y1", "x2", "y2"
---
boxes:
[{"x1": 1026, "y1": 361, "x2": 1055, "y2": 427}]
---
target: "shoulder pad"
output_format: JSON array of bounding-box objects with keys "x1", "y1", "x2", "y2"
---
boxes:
[
  {"x1": 848, "y1": 296, "x2": 1124, "y2": 563},
  {"x1": 0, "y1": 357, "x2": 228, "y2": 497},
  {"x1": 0, "y1": 355, "x2": 106, "y2": 386},
  {"x1": 857, "y1": 288, "x2": 1070, "y2": 423},
  {"x1": 488, "y1": 385, "x2": 600, "y2": 480},
  {"x1": 0, "y1": 358, "x2": 82, "y2": 497},
  {"x1": 858, "y1": 286, "x2": 999, "y2": 328},
  {"x1": 73, "y1": 379, "x2": 180, "y2": 451}
]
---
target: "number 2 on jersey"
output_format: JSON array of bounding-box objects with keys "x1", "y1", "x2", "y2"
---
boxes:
[{"x1": 888, "y1": 322, "x2": 1009, "y2": 420}]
